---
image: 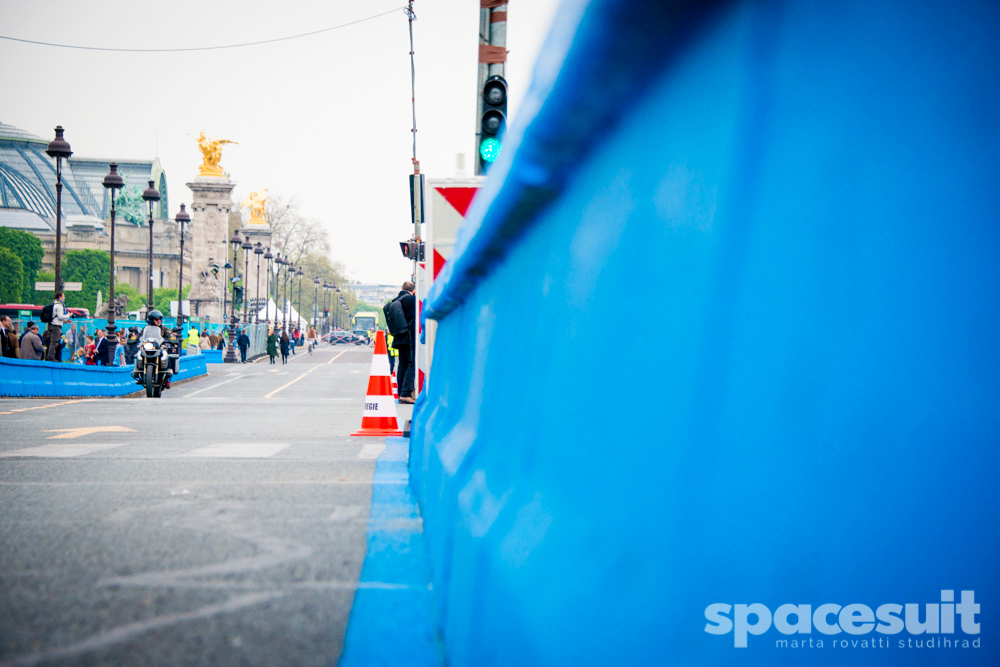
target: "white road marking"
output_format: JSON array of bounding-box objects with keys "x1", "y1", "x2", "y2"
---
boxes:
[
  {"x1": 183, "y1": 375, "x2": 243, "y2": 398},
  {"x1": 0, "y1": 442, "x2": 128, "y2": 458},
  {"x1": 357, "y1": 443, "x2": 385, "y2": 460},
  {"x1": 178, "y1": 442, "x2": 291, "y2": 458}
]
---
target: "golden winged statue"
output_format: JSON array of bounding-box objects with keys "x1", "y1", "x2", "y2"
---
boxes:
[
  {"x1": 195, "y1": 132, "x2": 238, "y2": 176},
  {"x1": 241, "y1": 189, "x2": 269, "y2": 224}
]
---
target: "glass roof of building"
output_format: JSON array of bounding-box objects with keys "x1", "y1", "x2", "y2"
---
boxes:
[{"x1": 0, "y1": 122, "x2": 166, "y2": 231}]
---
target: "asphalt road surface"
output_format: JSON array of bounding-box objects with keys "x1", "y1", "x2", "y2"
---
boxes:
[{"x1": 0, "y1": 344, "x2": 414, "y2": 666}]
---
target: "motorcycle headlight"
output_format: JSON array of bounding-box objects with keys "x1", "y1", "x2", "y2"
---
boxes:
[{"x1": 143, "y1": 342, "x2": 156, "y2": 351}]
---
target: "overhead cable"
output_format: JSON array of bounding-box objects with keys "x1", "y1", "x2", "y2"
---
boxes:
[{"x1": 0, "y1": 6, "x2": 404, "y2": 53}]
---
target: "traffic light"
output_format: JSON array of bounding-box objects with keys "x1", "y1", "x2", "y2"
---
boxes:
[
  {"x1": 399, "y1": 240, "x2": 425, "y2": 261},
  {"x1": 479, "y1": 75, "x2": 507, "y2": 171}
]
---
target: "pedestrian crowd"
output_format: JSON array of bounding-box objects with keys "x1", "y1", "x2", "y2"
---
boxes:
[{"x1": 0, "y1": 292, "x2": 234, "y2": 367}]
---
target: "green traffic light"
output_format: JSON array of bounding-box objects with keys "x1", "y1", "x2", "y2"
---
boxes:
[{"x1": 480, "y1": 137, "x2": 501, "y2": 163}]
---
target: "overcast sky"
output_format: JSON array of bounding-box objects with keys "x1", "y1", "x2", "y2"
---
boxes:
[{"x1": 0, "y1": 0, "x2": 562, "y2": 285}]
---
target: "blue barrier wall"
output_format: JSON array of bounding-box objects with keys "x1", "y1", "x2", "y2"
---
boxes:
[
  {"x1": 0, "y1": 354, "x2": 207, "y2": 397},
  {"x1": 411, "y1": 0, "x2": 999, "y2": 664}
]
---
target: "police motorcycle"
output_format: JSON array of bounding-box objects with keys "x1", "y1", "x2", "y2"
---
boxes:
[{"x1": 130, "y1": 310, "x2": 178, "y2": 398}]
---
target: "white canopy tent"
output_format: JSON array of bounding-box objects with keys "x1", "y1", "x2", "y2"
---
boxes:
[{"x1": 256, "y1": 298, "x2": 309, "y2": 329}]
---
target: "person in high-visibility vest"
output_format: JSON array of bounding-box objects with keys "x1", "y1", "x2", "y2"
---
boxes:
[
  {"x1": 386, "y1": 330, "x2": 398, "y2": 376},
  {"x1": 185, "y1": 326, "x2": 201, "y2": 355}
]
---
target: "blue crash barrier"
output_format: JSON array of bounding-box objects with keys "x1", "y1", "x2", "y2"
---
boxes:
[
  {"x1": 0, "y1": 354, "x2": 207, "y2": 398},
  {"x1": 410, "y1": 0, "x2": 999, "y2": 665}
]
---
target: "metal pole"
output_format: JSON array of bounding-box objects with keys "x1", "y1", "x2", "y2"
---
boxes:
[
  {"x1": 107, "y1": 186, "x2": 118, "y2": 332},
  {"x1": 243, "y1": 244, "x2": 250, "y2": 324},
  {"x1": 54, "y1": 158, "x2": 63, "y2": 293},
  {"x1": 255, "y1": 250, "x2": 261, "y2": 324},
  {"x1": 147, "y1": 208, "x2": 154, "y2": 306}
]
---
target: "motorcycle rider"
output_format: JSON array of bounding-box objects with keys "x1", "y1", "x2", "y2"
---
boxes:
[{"x1": 143, "y1": 310, "x2": 177, "y2": 389}]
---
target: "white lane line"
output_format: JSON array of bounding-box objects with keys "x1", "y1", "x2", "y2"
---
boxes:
[
  {"x1": 0, "y1": 442, "x2": 129, "y2": 458},
  {"x1": 357, "y1": 443, "x2": 385, "y2": 460},
  {"x1": 265, "y1": 350, "x2": 348, "y2": 399},
  {"x1": 183, "y1": 374, "x2": 243, "y2": 399},
  {"x1": 178, "y1": 443, "x2": 291, "y2": 458}
]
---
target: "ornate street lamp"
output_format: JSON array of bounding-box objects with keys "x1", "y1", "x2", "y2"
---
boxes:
[
  {"x1": 46, "y1": 126, "x2": 72, "y2": 293},
  {"x1": 323, "y1": 282, "x2": 331, "y2": 332},
  {"x1": 174, "y1": 204, "x2": 190, "y2": 328},
  {"x1": 225, "y1": 230, "x2": 243, "y2": 363},
  {"x1": 264, "y1": 247, "x2": 274, "y2": 323},
  {"x1": 313, "y1": 276, "x2": 319, "y2": 327},
  {"x1": 101, "y1": 163, "x2": 124, "y2": 346},
  {"x1": 241, "y1": 235, "x2": 252, "y2": 324},
  {"x1": 141, "y1": 180, "x2": 160, "y2": 309},
  {"x1": 296, "y1": 267, "x2": 304, "y2": 333},
  {"x1": 283, "y1": 262, "x2": 293, "y2": 332},
  {"x1": 277, "y1": 257, "x2": 288, "y2": 331},
  {"x1": 254, "y1": 243, "x2": 264, "y2": 324}
]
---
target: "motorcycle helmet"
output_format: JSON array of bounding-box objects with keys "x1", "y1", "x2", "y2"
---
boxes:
[{"x1": 146, "y1": 310, "x2": 164, "y2": 324}]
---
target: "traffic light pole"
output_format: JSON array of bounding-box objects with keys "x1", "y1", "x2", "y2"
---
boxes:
[
  {"x1": 407, "y1": 0, "x2": 422, "y2": 283},
  {"x1": 475, "y1": 2, "x2": 507, "y2": 175}
]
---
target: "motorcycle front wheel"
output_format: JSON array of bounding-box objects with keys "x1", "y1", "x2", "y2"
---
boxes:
[{"x1": 145, "y1": 365, "x2": 155, "y2": 398}]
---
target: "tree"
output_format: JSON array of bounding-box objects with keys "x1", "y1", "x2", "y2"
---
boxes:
[
  {"x1": 263, "y1": 195, "x2": 331, "y2": 267},
  {"x1": 0, "y1": 228, "x2": 43, "y2": 300},
  {"x1": 62, "y1": 249, "x2": 110, "y2": 311},
  {"x1": 0, "y1": 247, "x2": 24, "y2": 302}
]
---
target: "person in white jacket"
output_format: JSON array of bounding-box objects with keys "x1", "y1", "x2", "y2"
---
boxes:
[{"x1": 45, "y1": 292, "x2": 71, "y2": 362}]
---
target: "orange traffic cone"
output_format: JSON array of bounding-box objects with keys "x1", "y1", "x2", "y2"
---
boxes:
[
  {"x1": 391, "y1": 371, "x2": 399, "y2": 400},
  {"x1": 351, "y1": 331, "x2": 403, "y2": 436}
]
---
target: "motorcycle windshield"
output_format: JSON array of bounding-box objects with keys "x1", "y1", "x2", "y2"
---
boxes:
[{"x1": 140, "y1": 326, "x2": 163, "y2": 343}]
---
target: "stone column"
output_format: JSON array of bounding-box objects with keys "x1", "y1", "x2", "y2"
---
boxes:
[{"x1": 186, "y1": 176, "x2": 236, "y2": 323}]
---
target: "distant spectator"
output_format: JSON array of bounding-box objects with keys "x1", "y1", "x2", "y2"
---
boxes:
[
  {"x1": 185, "y1": 327, "x2": 201, "y2": 355},
  {"x1": 280, "y1": 331, "x2": 290, "y2": 364},
  {"x1": 267, "y1": 328, "x2": 278, "y2": 364},
  {"x1": 200, "y1": 330, "x2": 211, "y2": 350},
  {"x1": 125, "y1": 328, "x2": 140, "y2": 365},
  {"x1": 237, "y1": 328, "x2": 250, "y2": 363},
  {"x1": 93, "y1": 329, "x2": 110, "y2": 366},
  {"x1": 209, "y1": 331, "x2": 220, "y2": 348},
  {"x1": 67, "y1": 322, "x2": 79, "y2": 351},
  {"x1": 113, "y1": 335, "x2": 126, "y2": 367},
  {"x1": 19, "y1": 322, "x2": 44, "y2": 361},
  {"x1": 83, "y1": 336, "x2": 96, "y2": 365},
  {"x1": 1, "y1": 316, "x2": 19, "y2": 359}
]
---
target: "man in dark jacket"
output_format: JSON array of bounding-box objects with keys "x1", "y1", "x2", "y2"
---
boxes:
[
  {"x1": 392, "y1": 281, "x2": 417, "y2": 404},
  {"x1": 93, "y1": 329, "x2": 110, "y2": 366},
  {"x1": 237, "y1": 329, "x2": 250, "y2": 363},
  {"x1": 1, "y1": 315, "x2": 19, "y2": 359}
]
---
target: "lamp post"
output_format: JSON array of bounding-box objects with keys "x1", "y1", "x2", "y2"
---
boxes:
[
  {"x1": 221, "y1": 260, "x2": 232, "y2": 327},
  {"x1": 225, "y1": 230, "x2": 243, "y2": 363},
  {"x1": 174, "y1": 204, "x2": 190, "y2": 328},
  {"x1": 275, "y1": 257, "x2": 283, "y2": 330},
  {"x1": 296, "y1": 268, "x2": 304, "y2": 334},
  {"x1": 254, "y1": 243, "x2": 264, "y2": 324},
  {"x1": 101, "y1": 163, "x2": 124, "y2": 347},
  {"x1": 264, "y1": 247, "x2": 274, "y2": 324},
  {"x1": 284, "y1": 262, "x2": 293, "y2": 332},
  {"x1": 313, "y1": 277, "x2": 319, "y2": 328},
  {"x1": 278, "y1": 257, "x2": 288, "y2": 331},
  {"x1": 141, "y1": 180, "x2": 160, "y2": 310},
  {"x1": 46, "y1": 126, "x2": 72, "y2": 293},
  {"x1": 241, "y1": 235, "x2": 252, "y2": 324},
  {"x1": 323, "y1": 283, "x2": 331, "y2": 332}
]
